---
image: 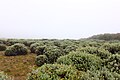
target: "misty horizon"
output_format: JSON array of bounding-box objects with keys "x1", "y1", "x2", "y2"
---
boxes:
[{"x1": 0, "y1": 0, "x2": 120, "y2": 39}]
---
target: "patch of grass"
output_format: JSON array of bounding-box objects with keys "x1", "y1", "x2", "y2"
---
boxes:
[{"x1": 0, "y1": 51, "x2": 36, "y2": 80}]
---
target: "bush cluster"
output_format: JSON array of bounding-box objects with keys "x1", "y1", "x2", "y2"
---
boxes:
[
  {"x1": 101, "y1": 43, "x2": 120, "y2": 54},
  {"x1": 77, "y1": 47, "x2": 111, "y2": 59},
  {"x1": 5, "y1": 43, "x2": 28, "y2": 56},
  {"x1": 57, "y1": 51, "x2": 102, "y2": 71},
  {"x1": 0, "y1": 44, "x2": 6, "y2": 51},
  {"x1": 27, "y1": 64, "x2": 82, "y2": 80},
  {"x1": 44, "y1": 46, "x2": 63, "y2": 63},
  {"x1": 105, "y1": 54, "x2": 120, "y2": 74},
  {"x1": 35, "y1": 55, "x2": 48, "y2": 66},
  {"x1": 30, "y1": 42, "x2": 44, "y2": 53},
  {"x1": 81, "y1": 67, "x2": 120, "y2": 80}
]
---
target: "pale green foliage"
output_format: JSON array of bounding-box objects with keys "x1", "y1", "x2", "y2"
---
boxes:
[
  {"x1": 27, "y1": 64, "x2": 82, "y2": 80},
  {"x1": 57, "y1": 51, "x2": 102, "y2": 71},
  {"x1": 35, "y1": 55, "x2": 48, "y2": 66},
  {"x1": 5, "y1": 43, "x2": 28, "y2": 56}
]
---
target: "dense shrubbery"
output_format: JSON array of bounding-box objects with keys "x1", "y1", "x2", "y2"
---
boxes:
[
  {"x1": 63, "y1": 45, "x2": 78, "y2": 55},
  {"x1": 30, "y1": 42, "x2": 44, "y2": 53},
  {"x1": 5, "y1": 43, "x2": 28, "y2": 56},
  {"x1": 101, "y1": 43, "x2": 120, "y2": 54},
  {"x1": 89, "y1": 33, "x2": 120, "y2": 41},
  {"x1": 35, "y1": 55, "x2": 48, "y2": 66},
  {"x1": 44, "y1": 46, "x2": 63, "y2": 63},
  {"x1": 0, "y1": 44, "x2": 6, "y2": 51},
  {"x1": 77, "y1": 47, "x2": 111, "y2": 59},
  {"x1": 82, "y1": 67, "x2": 120, "y2": 80},
  {"x1": 35, "y1": 46, "x2": 46, "y2": 55},
  {"x1": 0, "y1": 37, "x2": 120, "y2": 80},
  {"x1": 57, "y1": 51, "x2": 102, "y2": 71},
  {"x1": 27, "y1": 64, "x2": 82, "y2": 80},
  {"x1": 105, "y1": 54, "x2": 120, "y2": 74},
  {"x1": 35, "y1": 45, "x2": 63, "y2": 66}
]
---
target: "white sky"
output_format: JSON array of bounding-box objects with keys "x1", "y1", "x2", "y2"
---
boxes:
[{"x1": 0, "y1": 0, "x2": 120, "y2": 39}]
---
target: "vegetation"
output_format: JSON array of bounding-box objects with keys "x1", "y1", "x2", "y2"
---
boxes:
[
  {"x1": 89, "y1": 33, "x2": 120, "y2": 40},
  {"x1": 57, "y1": 51, "x2": 102, "y2": 71},
  {"x1": 0, "y1": 44, "x2": 6, "y2": 51},
  {"x1": 27, "y1": 64, "x2": 82, "y2": 80},
  {"x1": 0, "y1": 33, "x2": 120, "y2": 80},
  {"x1": 35, "y1": 55, "x2": 48, "y2": 66},
  {"x1": 5, "y1": 43, "x2": 28, "y2": 56}
]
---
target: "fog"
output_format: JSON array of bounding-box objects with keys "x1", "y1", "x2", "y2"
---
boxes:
[{"x1": 0, "y1": 0, "x2": 120, "y2": 39}]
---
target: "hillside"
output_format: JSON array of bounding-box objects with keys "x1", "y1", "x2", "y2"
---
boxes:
[{"x1": 89, "y1": 33, "x2": 120, "y2": 41}]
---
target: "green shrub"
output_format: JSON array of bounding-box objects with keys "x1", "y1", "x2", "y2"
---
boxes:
[
  {"x1": 44, "y1": 46, "x2": 63, "y2": 63},
  {"x1": 0, "y1": 44, "x2": 6, "y2": 51},
  {"x1": 27, "y1": 64, "x2": 81, "y2": 80},
  {"x1": 57, "y1": 51, "x2": 102, "y2": 71},
  {"x1": 81, "y1": 67, "x2": 119, "y2": 80},
  {"x1": 5, "y1": 43, "x2": 28, "y2": 56},
  {"x1": 23, "y1": 41, "x2": 35, "y2": 47},
  {"x1": 35, "y1": 46, "x2": 46, "y2": 56},
  {"x1": 30, "y1": 43, "x2": 44, "y2": 53},
  {"x1": 63, "y1": 45, "x2": 78, "y2": 55},
  {"x1": 101, "y1": 43, "x2": 120, "y2": 54},
  {"x1": 77, "y1": 47, "x2": 111, "y2": 59},
  {"x1": 105, "y1": 54, "x2": 120, "y2": 74},
  {"x1": 35, "y1": 55, "x2": 48, "y2": 67}
]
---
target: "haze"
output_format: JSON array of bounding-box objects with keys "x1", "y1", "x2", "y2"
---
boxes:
[{"x1": 0, "y1": 0, "x2": 120, "y2": 39}]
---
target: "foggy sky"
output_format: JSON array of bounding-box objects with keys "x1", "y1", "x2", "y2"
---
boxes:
[{"x1": 0, "y1": 0, "x2": 120, "y2": 39}]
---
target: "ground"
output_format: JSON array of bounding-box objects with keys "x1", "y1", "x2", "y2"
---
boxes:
[{"x1": 0, "y1": 51, "x2": 36, "y2": 80}]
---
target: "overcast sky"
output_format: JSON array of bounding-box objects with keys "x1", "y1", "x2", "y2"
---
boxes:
[{"x1": 0, "y1": 0, "x2": 120, "y2": 39}]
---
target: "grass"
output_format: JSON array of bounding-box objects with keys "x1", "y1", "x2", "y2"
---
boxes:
[{"x1": 0, "y1": 51, "x2": 36, "y2": 80}]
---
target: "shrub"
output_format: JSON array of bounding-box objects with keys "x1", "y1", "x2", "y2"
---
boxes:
[
  {"x1": 23, "y1": 41, "x2": 35, "y2": 47},
  {"x1": 105, "y1": 54, "x2": 120, "y2": 74},
  {"x1": 101, "y1": 43, "x2": 120, "y2": 54},
  {"x1": 77, "y1": 47, "x2": 111, "y2": 59},
  {"x1": 27, "y1": 64, "x2": 81, "y2": 80},
  {"x1": 5, "y1": 43, "x2": 28, "y2": 56},
  {"x1": 63, "y1": 45, "x2": 78, "y2": 55},
  {"x1": 81, "y1": 67, "x2": 119, "y2": 80},
  {"x1": 35, "y1": 55, "x2": 48, "y2": 66},
  {"x1": 30, "y1": 43, "x2": 44, "y2": 53},
  {"x1": 44, "y1": 46, "x2": 63, "y2": 63},
  {"x1": 35, "y1": 46, "x2": 46, "y2": 56},
  {"x1": 57, "y1": 51, "x2": 102, "y2": 71},
  {"x1": 0, "y1": 44, "x2": 6, "y2": 51}
]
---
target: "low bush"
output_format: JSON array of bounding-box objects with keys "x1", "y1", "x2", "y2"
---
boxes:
[
  {"x1": 57, "y1": 51, "x2": 102, "y2": 71},
  {"x1": 30, "y1": 43, "x2": 44, "y2": 53},
  {"x1": 35, "y1": 55, "x2": 48, "y2": 66},
  {"x1": 0, "y1": 44, "x2": 6, "y2": 51},
  {"x1": 5, "y1": 43, "x2": 28, "y2": 56},
  {"x1": 44, "y1": 46, "x2": 63, "y2": 63},
  {"x1": 81, "y1": 67, "x2": 119, "y2": 80},
  {"x1": 77, "y1": 47, "x2": 111, "y2": 59},
  {"x1": 101, "y1": 43, "x2": 120, "y2": 54},
  {"x1": 63, "y1": 45, "x2": 78, "y2": 55},
  {"x1": 35, "y1": 46, "x2": 46, "y2": 55},
  {"x1": 105, "y1": 54, "x2": 120, "y2": 74},
  {"x1": 27, "y1": 64, "x2": 82, "y2": 80}
]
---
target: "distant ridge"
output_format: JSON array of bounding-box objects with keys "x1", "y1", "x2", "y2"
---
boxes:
[{"x1": 88, "y1": 33, "x2": 120, "y2": 41}]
